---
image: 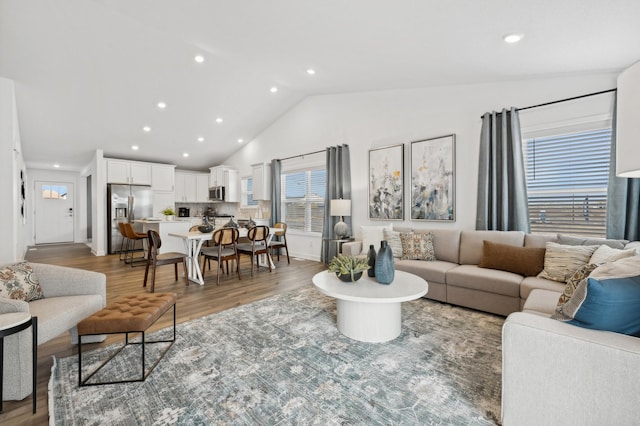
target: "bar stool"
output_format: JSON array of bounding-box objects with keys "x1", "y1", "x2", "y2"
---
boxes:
[
  {"x1": 122, "y1": 223, "x2": 147, "y2": 267},
  {"x1": 0, "y1": 313, "x2": 37, "y2": 414}
]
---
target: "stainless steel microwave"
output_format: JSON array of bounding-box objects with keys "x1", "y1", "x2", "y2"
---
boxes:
[{"x1": 209, "y1": 186, "x2": 225, "y2": 202}]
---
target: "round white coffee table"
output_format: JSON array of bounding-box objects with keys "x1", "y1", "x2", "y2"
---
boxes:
[{"x1": 312, "y1": 270, "x2": 428, "y2": 343}]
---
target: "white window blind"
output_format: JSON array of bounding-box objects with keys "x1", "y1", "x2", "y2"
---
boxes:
[
  {"x1": 525, "y1": 128, "x2": 611, "y2": 237},
  {"x1": 282, "y1": 169, "x2": 326, "y2": 232}
]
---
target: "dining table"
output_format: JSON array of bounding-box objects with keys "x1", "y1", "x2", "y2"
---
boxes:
[{"x1": 169, "y1": 227, "x2": 278, "y2": 285}]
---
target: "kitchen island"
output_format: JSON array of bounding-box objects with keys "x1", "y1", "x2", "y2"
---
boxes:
[{"x1": 134, "y1": 219, "x2": 191, "y2": 254}]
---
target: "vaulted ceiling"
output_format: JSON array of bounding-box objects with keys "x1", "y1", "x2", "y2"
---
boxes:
[{"x1": 1, "y1": 0, "x2": 639, "y2": 171}]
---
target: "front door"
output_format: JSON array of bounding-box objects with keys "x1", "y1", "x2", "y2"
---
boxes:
[{"x1": 35, "y1": 181, "x2": 75, "y2": 244}]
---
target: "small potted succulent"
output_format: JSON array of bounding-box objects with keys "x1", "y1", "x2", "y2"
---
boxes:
[
  {"x1": 161, "y1": 207, "x2": 176, "y2": 221},
  {"x1": 328, "y1": 254, "x2": 370, "y2": 282}
]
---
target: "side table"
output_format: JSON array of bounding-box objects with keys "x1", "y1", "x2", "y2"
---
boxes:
[
  {"x1": 322, "y1": 237, "x2": 354, "y2": 264},
  {"x1": 0, "y1": 313, "x2": 37, "y2": 413}
]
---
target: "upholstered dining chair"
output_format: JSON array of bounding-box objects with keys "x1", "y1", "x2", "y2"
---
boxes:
[
  {"x1": 200, "y1": 227, "x2": 241, "y2": 285},
  {"x1": 122, "y1": 222, "x2": 147, "y2": 266},
  {"x1": 268, "y1": 222, "x2": 290, "y2": 264},
  {"x1": 237, "y1": 225, "x2": 272, "y2": 275},
  {"x1": 143, "y1": 229, "x2": 188, "y2": 293}
]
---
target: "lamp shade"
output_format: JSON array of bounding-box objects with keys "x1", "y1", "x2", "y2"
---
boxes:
[
  {"x1": 616, "y1": 59, "x2": 640, "y2": 177},
  {"x1": 330, "y1": 199, "x2": 351, "y2": 217}
]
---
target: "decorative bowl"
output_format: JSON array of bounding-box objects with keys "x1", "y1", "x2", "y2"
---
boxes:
[
  {"x1": 335, "y1": 271, "x2": 363, "y2": 283},
  {"x1": 198, "y1": 225, "x2": 214, "y2": 233}
]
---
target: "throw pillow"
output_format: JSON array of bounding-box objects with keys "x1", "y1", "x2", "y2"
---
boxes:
[
  {"x1": 552, "y1": 275, "x2": 640, "y2": 337},
  {"x1": 589, "y1": 245, "x2": 637, "y2": 265},
  {"x1": 383, "y1": 228, "x2": 404, "y2": 258},
  {"x1": 538, "y1": 242, "x2": 599, "y2": 283},
  {"x1": 477, "y1": 240, "x2": 546, "y2": 277},
  {"x1": 0, "y1": 261, "x2": 44, "y2": 302},
  {"x1": 555, "y1": 263, "x2": 599, "y2": 309},
  {"x1": 399, "y1": 232, "x2": 435, "y2": 261},
  {"x1": 557, "y1": 234, "x2": 628, "y2": 250},
  {"x1": 590, "y1": 255, "x2": 640, "y2": 280},
  {"x1": 360, "y1": 224, "x2": 392, "y2": 255}
]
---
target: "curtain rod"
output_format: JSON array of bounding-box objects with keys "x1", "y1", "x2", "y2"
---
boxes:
[
  {"x1": 278, "y1": 149, "x2": 326, "y2": 162},
  {"x1": 481, "y1": 88, "x2": 617, "y2": 118}
]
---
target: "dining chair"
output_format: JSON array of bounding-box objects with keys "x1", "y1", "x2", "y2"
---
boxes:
[
  {"x1": 122, "y1": 222, "x2": 147, "y2": 267},
  {"x1": 143, "y1": 229, "x2": 188, "y2": 293},
  {"x1": 200, "y1": 228, "x2": 241, "y2": 285},
  {"x1": 268, "y1": 222, "x2": 290, "y2": 264},
  {"x1": 237, "y1": 225, "x2": 272, "y2": 275}
]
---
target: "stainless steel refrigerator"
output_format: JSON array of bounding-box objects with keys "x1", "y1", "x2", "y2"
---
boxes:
[{"x1": 107, "y1": 184, "x2": 153, "y2": 254}]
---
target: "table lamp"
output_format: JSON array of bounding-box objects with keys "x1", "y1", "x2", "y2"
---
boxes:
[{"x1": 331, "y1": 199, "x2": 351, "y2": 238}]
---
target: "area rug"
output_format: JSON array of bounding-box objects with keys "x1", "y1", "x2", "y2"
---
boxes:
[{"x1": 50, "y1": 286, "x2": 504, "y2": 425}]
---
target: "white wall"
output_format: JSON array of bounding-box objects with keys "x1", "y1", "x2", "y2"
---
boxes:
[
  {"x1": 223, "y1": 72, "x2": 618, "y2": 260},
  {"x1": 0, "y1": 77, "x2": 27, "y2": 263}
]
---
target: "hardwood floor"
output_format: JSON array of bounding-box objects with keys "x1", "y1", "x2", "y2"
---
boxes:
[{"x1": 1, "y1": 243, "x2": 326, "y2": 425}]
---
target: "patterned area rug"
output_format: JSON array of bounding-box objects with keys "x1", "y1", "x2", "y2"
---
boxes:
[{"x1": 50, "y1": 286, "x2": 504, "y2": 425}]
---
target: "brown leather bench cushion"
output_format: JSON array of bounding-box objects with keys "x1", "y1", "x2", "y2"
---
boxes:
[{"x1": 77, "y1": 292, "x2": 177, "y2": 335}]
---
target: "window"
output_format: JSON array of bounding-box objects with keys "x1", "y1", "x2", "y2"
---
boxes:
[
  {"x1": 281, "y1": 169, "x2": 326, "y2": 232},
  {"x1": 525, "y1": 128, "x2": 611, "y2": 237},
  {"x1": 42, "y1": 184, "x2": 68, "y2": 200},
  {"x1": 241, "y1": 177, "x2": 258, "y2": 207}
]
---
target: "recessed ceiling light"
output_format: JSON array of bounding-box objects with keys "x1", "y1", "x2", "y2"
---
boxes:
[
  {"x1": 131, "y1": 145, "x2": 139, "y2": 150},
  {"x1": 197, "y1": 137, "x2": 204, "y2": 142},
  {"x1": 194, "y1": 55, "x2": 205, "y2": 63},
  {"x1": 143, "y1": 126, "x2": 151, "y2": 132},
  {"x1": 237, "y1": 138, "x2": 244, "y2": 144},
  {"x1": 270, "y1": 86, "x2": 278, "y2": 93},
  {"x1": 216, "y1": 117, "x2": 223, "y2": 124},
  {"x1": 53, "y1": 164, "x2": 60, "y2": 168},
  {"x1": 503, "y1": 33, "x2": 524, "y2": 43},
  {"x1": 157, "y1": 101, "x2": 167, "y2": 109},
  {"x1": 306, "y1": 69, "x2": 316, "y2": 75},
  {"x1": 183, "y1": 153, "x2": 189, "y2": 157}
]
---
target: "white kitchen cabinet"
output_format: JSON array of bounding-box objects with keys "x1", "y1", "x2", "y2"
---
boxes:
[
  {"x1": 106, "y1": 159, "x2": 152, "y2": 185},
  {"x1": 209, "y1": 166, "x2": 239, "y2": 202},
  {"x1": 151, "y1": 164, "x2": 175, "y2": 191},
  {"x1": 251, "y1": 162, "x2": 271, "y2": 200},
  {"x1": 196, "y1": 173, "x2": 210, "y2": 202},
  {"x1": 175, "y1": 171, "x2": 210, "y2": 202}
]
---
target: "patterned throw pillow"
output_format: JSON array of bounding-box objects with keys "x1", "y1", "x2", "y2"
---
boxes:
[
  {"x1": 383, "y1": 229, "x2": 404, "y2": 258},
  {"x1": 538, "y1": 243, "x2": 599, "y2": 283},
  {"x1": 555, "y1": 263, "x2": 599, "y2": 312},
  {"x1": 0, "y1": 261, "x2": 44, "y2": 302},
  {"x1": 399, "y1": 232, "x2": 436, "y2": 261}
]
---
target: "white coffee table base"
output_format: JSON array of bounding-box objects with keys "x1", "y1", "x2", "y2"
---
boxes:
[{"x1": 337, "y1": 299, "x2": 401, "y2": 343}]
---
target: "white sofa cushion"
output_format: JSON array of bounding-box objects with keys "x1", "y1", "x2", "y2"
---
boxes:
[{"x1": 360, "y1": 224, "x2": 392, "y2": 255}]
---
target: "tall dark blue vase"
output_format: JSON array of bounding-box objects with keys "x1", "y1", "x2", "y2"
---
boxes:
[
  {"x1": 367, "y1": 244, "x2": 376, "y2": 277},
  {"x1": 375, "y1": 240, "x2": 395, "y2": 284}
]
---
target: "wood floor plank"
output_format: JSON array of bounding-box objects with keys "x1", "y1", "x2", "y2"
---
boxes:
[{"x1": 0, "y1": 243, "x2": 326, "y2": 425}]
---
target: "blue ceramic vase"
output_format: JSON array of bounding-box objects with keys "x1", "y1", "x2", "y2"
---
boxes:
[
  {"x1": 367, "y1": 244, "x2": 376, "y2": 277},
  {"x1": 375, "y1": 240, "x2": 395, "y2": 284}
]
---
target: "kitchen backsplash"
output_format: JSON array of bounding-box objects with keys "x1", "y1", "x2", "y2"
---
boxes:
[{"x1": 175, "y1": 200, "x2": 270, "y2": 219}]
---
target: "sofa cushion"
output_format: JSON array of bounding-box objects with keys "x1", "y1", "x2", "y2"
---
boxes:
[
  {"x1": 520, "y1": 276, "x2": 566, "y2": 300},
  {"x1": 524, "y1": 233, "x2": 557, "y2": 248},
  {"x1": 557, "y1": 234, "x2": 628, "y2": 250},
  {"x1": 395, "y1": 259, "x2": 456, "y2": 284},
  {"x1": 478, "y1": 240, "x2": 545, "y2": 277},
  {"x1": 383, "y1": 228, "x2": 404, "y2": 258},
  {"x1": 522, "y1": 289, "x2": 561, "y2": 316},
  {"x1": 399, "y1": 232, "x2": 435, "y2": 260},
  {"x1": 556, "y1": 263, "x2": 599, "y2": 307},
  {"x1": 589, "y1": 245, "x2": 637, "y2": 265},
  {"x1": 0, "y1": 261, "x2": 44, "y2": 302},
  {"x1": 459, "y1": 231, "x2": 525, "y2": 265},
  {"x1": 538, "y1": 242, "x2": 599, "y2": 283},
  {"x1": 360, "y1": 224, "x2": 392, "y2": 255},
  {"x1": 446, "y1": 264, "x2": 522, "y2": 297},
  {"x1": 552, "y1": 275, "x2": 640, "y2": 336},
  {"x1": 413, "y1": 228, "x2": 461, "y2": 263}
]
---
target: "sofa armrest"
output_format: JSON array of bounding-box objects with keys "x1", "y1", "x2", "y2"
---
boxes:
[
  {"x1": 502, "y1": 312, "x2": 640, "y2": 425},
  {"x1": 0, "y1": 297, "x2": 29, "y2": 314},
  {"x1": 30, "y1": 263, "x2": 107, "y2": 307},
  {"x1": 342, "y1": 241, "x2": 362, "y2": 257}
]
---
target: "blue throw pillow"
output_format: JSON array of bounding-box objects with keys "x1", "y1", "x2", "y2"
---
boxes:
[{"x1": 562, "y1": 275, "x2": 640, "y2": 336}]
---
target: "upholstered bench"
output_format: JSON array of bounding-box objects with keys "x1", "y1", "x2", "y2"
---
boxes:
[{"x1": 77, "y1": 292, "x2": 177, "y2": 386}]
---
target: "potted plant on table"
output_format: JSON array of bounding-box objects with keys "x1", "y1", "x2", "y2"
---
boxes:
[
  {"x1": 162, "y1": 207, "x2": 176, "y2": 221},
  {"x1": 328, "y1": 254, "x2": 370, "y2": 282}
]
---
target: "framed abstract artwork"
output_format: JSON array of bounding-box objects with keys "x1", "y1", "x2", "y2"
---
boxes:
[
  {"x1": 410, "y1": 134, "x2": 456, "y2": 221},
  {"x1": 368, "y1": 144, "x2": 404, "y2": 220}
]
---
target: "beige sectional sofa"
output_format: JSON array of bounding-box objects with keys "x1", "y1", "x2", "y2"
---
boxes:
[
  {"x1": 0, "y1": 263, "x2": 106, "y2": 401},
  {"x1": 342, "y1": 227, "x2": 561, "y2": 316}
]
